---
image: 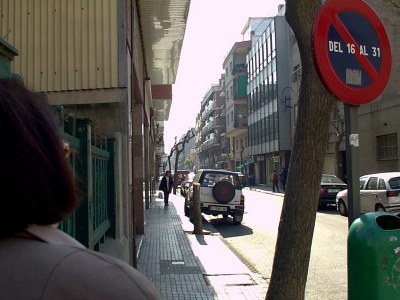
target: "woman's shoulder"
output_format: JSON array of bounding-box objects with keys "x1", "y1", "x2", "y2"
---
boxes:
[
  {"x1": 46, "y1": 249, "x2": 161, "y2": 299},
  {"x1": 6, "y1": 226, "x2": 161, "y2": 299}
]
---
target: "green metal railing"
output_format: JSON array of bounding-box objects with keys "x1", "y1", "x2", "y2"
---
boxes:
[
  {"x1": 56, "y1": 107, "x2": 115, "y2": 251},
  {"x1": 1, "y1": 38, "x2": 115, "y2": 251}
]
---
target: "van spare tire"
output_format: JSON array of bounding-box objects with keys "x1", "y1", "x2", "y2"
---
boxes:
[{"x1": 213, "y1": 181, "x2": 235, "y2": 204}]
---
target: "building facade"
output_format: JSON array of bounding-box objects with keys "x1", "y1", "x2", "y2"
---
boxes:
[
  {"x1": 223, "y1": 41, "x2": 251, "y2": 177},
  {"x1": 246, "y1": 13, "x2": 292, "y2": 185},
  {"x1": 197, "y1": 82, "x2": 227, "y2": 169},
  {"x1": 0, "y1": 0, "x2": 190, "y2": 264}
]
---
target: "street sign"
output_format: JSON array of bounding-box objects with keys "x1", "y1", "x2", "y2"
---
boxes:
[{"x1": 312, "y1": 0, "x2": 391, "y2": 105}]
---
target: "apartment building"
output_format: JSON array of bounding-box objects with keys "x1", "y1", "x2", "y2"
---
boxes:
[
  {"x1": 222, "y1": 40, "x2": 251, "y2": 175},
  {"x1": 197, "y1": 80, "x2": 227, "y2": 169}
]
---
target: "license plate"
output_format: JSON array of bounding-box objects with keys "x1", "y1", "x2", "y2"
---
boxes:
[
  {"x1": 210, "y1": 206, "x2": 227, "y2": 212},
  {"x1": 328, "y1": 189, "x2": 341, "y2": 193}
]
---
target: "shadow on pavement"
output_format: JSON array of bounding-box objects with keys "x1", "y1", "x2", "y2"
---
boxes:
[
  {"x1": 207, "y1": 217, "x2": 254, "y2": 238},
  {"x1": 317, "y1": 205, "x2": 341, "y2": 215}
]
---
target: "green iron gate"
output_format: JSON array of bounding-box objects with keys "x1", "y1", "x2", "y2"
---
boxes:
[{"x1": 57, "y1": 107, "x2": 115, "y2": 251}]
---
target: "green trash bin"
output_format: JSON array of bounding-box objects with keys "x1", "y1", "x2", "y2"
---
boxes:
[{"x1": 348, "y1": 212, "x2": 400, "y2": 299}]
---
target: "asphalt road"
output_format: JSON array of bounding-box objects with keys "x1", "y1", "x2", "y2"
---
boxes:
[{"x1": 204, "y1": 189, "x2": 348, "y2": 300}]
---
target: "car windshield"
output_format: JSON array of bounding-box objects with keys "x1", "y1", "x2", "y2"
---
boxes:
[{"x1": 321, "y1": 175, "x2": 345, "y2": 184}]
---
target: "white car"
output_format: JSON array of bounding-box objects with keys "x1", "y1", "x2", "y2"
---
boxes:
[
  {"x1": 336, "y1": 172, "x2": 400, "y2": 216},
  {"x1": 184, "y1": 169, "x2": 245, "y2": 224}
]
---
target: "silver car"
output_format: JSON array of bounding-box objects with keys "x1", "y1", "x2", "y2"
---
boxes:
[{"x1": 336, "y1": 172, "x2": 400, "y2": 216}]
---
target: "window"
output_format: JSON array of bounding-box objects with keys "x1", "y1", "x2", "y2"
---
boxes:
[
  {"x1": 377, "y1": 133, "x2": 397, "y2": 160},
  {"x1": 366, "y1": 177, "x2": 378, "y2": 190},
  {"x1": 359, "y1": 177, "x2": 367, "y2": 189},
  {"x1": 378, "y1": 178, "x2": 386, "y2": 190}
]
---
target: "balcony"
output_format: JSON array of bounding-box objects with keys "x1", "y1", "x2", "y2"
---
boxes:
[
  {"x1": 201, "y1": 100, "x2": 215, "y2": 119},
  {"x1": 202, "y1": 119, "x2": 221, "y2": 135},
  {"x1": 234, "y1": 116, "x2": 247, "y2": 129},
  {"x1": 202, "y1": 119, "x2": 214, "y2": 134},
  {"x1": 231, "y1": 63, "x2": 247, "y2": 75},
  {"x1": 201, "y1": 137, "x2": 221, "y2": 151}
]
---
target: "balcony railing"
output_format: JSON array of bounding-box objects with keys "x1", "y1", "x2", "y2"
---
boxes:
[
  {"x1": 202, "y1": 119, "x2": 215, "y2": 133},
  {"x1": 233, "y1": 116, "x2": 248, "y2": 128},
  {"x1": 201, "y1": 100, "x2": 215, "y2": 119},
  {"x1": 231, "y1": 63, "x2": 247, "y2": 75},
  {"x1": 201, "y1": 137, "x2": 220, "y2": 151}
]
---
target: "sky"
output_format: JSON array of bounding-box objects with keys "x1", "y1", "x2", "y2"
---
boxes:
[{"x1": 163, "y1": 0, "x2": 285, "y2": 151}]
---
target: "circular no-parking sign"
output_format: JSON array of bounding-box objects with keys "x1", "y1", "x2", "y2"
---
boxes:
[{"x1": 312, "y1": 0, "x2": 391, "y2": 105}]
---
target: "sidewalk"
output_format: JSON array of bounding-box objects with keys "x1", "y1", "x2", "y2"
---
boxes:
[
  {"x1": 247, "y1": 184, "x2": 285, "y2": 196},
  {"x1": 137, "y1": 192, "x2": 268, "y2": 299}
]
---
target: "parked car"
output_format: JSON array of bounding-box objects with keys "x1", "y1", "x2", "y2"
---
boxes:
[
  {"x1": 336, "y1": 172, "x2": 400, "y2": 216},
  {"x1": 319, "y1": 174, "x2": 347, "y2": 207},
  {"x1": 180, "y1": 172, "x2": 196, "y2": 198},
  {"x1": 184, "y1": 169, "x2": 245, "y2": 225}
]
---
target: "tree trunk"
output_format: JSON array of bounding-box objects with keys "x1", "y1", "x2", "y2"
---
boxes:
[
  {"x1": 174, "y1": 153, "x2": 180, "y2": 194},
  {"x1": 192, "y1": 183, "x2": 203, "y2": 235},
  {"x1": 266, "y1": 1, "x2": 338, "y2": 299}
]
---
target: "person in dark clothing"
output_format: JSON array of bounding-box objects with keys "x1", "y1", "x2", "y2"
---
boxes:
[
  {"x1": 280, "y1": 167, "x2": 288, "y2": 191},
  {"x1": 159, "y1": 170, "x2": 174, "y2": 206},
  {"x1": 271, "y1": 170, "x2": 279, "y2": 193}
]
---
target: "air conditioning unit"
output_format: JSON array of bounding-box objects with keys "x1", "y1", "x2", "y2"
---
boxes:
[{"x1": 274, "y1": 156, "x2": 280, "y2": 163}]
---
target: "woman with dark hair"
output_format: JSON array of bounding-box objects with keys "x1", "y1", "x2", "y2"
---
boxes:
[{"x1": 0, "y1": 79, "x2": 160, "y2": 299}]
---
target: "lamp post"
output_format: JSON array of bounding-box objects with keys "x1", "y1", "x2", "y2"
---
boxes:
[{"x1": 240, "y1": 141, "x2": 248, "y2": 186}]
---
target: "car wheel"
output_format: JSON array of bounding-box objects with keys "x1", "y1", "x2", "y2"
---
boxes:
[
  {"x1": 376, "y1": 204, "x2": 386, "y2": 212},
  {"x1": 232, "y1": 213, "x2": 243, "y2": 225},
  {"x1": 212, "y1": 181, "x2": 235, "y2": 204},
  {"x1": 338, "y1": 200, "x2": 348, "y2": 217}
]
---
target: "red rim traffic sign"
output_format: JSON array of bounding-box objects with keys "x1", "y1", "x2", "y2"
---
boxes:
[{"x1": 312, "y1": 0, "x2": 391, "y2": 105}]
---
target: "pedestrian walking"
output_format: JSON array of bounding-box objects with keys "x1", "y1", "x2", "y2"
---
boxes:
[
  {"x1": 0, "y1": 79, "x2": 160, "y2": 300},
  {"x1": 159, "y1": 170, "x2": 174, "y2": 206},
  {"x1": 280, "y1": 167, "x2": 288, "y2": 191},
  {"x1": 271, "y1": 170, "x2": 279, "y2": 192}
]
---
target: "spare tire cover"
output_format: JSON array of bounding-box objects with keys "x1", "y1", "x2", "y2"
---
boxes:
[{"x1": 213, "y1": 181, "x2": 235, "y2": 204}]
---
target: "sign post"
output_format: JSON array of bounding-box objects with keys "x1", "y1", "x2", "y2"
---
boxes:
[
  {"x1": 312, "y1": 0, "x2": 392, "y2": 226},
  {"x1": 344, "y1": 105, "x2": 360, "y2": 227}
]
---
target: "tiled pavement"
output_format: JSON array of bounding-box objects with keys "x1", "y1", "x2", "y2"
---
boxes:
[{"x1": 137, "y1": 193, "x2": 268, "y2": 299}]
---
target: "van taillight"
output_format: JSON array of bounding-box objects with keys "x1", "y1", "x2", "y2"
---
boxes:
[
  {"x1": 240, "y1": 195, "x2": 245, "y2": 205},
  {"x1": 387, "y1": 191, "x2": 399, "y2": 197}
]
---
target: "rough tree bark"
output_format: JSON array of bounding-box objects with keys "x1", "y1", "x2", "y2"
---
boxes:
[
  {"x1": 331, "y1": 102, "x2": 345, "y2": 178},
  {"x1": 266, "y1": 1, "x2": 338, "y2": 299}
]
